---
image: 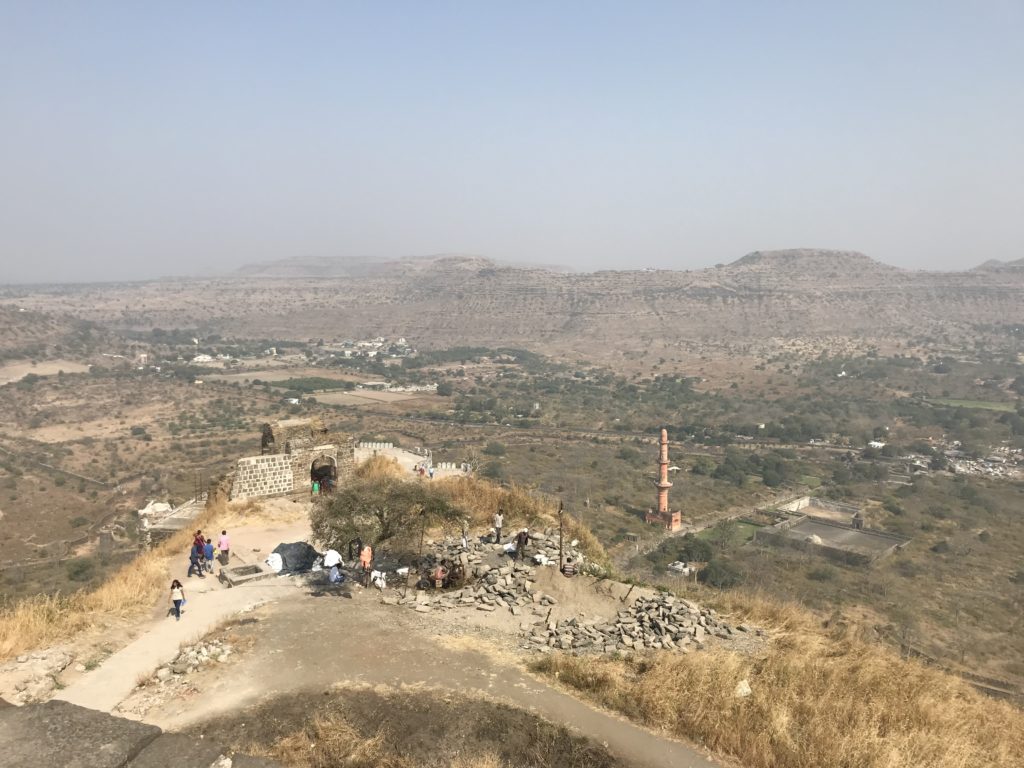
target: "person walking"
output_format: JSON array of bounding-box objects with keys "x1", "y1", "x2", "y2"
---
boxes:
[
  {"x1": 188, "y1": 542, "x2": 205, "y2": 578},
  {"x1": 515, "y1": 528, "x2": 530, "y2": 561},
  {"x1": 169, "y1": 580, "x2": 185, "y2": 621},
  {"x1": 203, "y1": 537, "x2": 215, "y2": 573},
  {"x1": 493, "y1": 509, "x2": 504, "y2": 544},
  {"x1": 218, "y1": 530, "x2": 230, "y2": 564}
]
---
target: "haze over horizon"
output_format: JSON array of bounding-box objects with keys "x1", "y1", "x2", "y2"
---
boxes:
[{"x1": 1, "y1": 1, "x2": 1022, "y2": 284}]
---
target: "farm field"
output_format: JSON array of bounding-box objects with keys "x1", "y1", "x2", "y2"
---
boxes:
[{"x1": 0, "y1": 360, "x2": 90, "y2": 385}]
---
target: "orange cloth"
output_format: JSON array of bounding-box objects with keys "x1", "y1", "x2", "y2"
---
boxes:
[{"x1": 359, "y1": 545, "x2": 373, "y2": 569}]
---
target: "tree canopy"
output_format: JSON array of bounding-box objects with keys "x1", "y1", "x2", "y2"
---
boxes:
[{"x1": 310, "y1": 475, "x2": 461, "y2": 553}]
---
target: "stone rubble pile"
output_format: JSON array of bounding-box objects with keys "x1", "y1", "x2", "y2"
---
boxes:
[
  {"x1": 384, "y1": 560, "x2": 555, "y2": 615},
  {"x1": 522, "y1": 593, "x2": 761, "y2": 654},
  {"x1": 155, "y1": 639, "x2": 233, "y2": 680},
  {"x1": 8, "y1": 650, "x2": 73, "y2": 703},
  {"x1": 380, "y1": 527, "x2": 593, "y2": 614},
  {"x1": 424, "y1": 526, "x2": 591, "y2": 571}
]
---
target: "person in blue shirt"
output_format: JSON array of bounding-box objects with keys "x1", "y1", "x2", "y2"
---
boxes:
[{"x1": 203, "y1": 537, "x2": 215, "y2": 573}]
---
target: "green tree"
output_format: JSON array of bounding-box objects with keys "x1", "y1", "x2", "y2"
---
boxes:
[
  {"x1": 311, "y1": 475, "x2": 458, "y2": 551},
  {"x1": 699, "y1": 559, "x2": 743, "y2": 588}
]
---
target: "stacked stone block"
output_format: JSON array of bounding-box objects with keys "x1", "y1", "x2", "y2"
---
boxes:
[{"x1": 231, "y1": 455, "x2": 294, "y2": 500}]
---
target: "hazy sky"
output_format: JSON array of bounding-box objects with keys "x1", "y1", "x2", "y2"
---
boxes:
[{"x1": 1, "y1": 1, "x2": 1022, "y2": 283}]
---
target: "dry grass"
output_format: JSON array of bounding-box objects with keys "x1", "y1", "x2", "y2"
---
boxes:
[
  {"x1": 247, "y1": 713, "x2": 412, "y2": 768},
  {"x1": 0, "y1": 484, "x2": 230, "y2": 662},
  {"x1": 355, "y1": 454, "x2": 406, "y2": 481},
  {"x1": 434, "y1": 475, "x2": 609, "y2": 565},
  {"x1": 533, "y1": 614, "x2": 1024, "y2": 768}
]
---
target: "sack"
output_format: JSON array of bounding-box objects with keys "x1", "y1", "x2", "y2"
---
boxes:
[{"x1": 180, "y1": 598, "x2": 187, "y2": 605}]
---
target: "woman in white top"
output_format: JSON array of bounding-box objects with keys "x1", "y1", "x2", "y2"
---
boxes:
[{"x1": 169, "y1": 580, "x2": 185, "y2": 621}]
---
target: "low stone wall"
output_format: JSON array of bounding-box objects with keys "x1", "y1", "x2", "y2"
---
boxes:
[{"x1": 231, "y1": 454, "x2": 293, "y2": 500}]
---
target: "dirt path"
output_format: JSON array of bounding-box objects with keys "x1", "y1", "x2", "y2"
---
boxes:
[
  {"x1": 52, "y1": 504, "x2": 723, "y2": 767},
  {"x1": 147, "y1": 585, "x2": 722, "y2": 768},
  {"x1": 55, "y1": 517, "x2": 310, "y2": 712}
]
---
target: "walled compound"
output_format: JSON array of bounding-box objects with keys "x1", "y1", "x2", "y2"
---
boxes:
[
  {"x1": 230, "y1": 417, "x2": 355, "y2": 501},
  {"x1": 756, "y1": 495, "x2": 910, "y2": 565}
]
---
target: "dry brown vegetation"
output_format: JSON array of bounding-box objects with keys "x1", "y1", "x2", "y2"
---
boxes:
[
  {"x1": 0, "y1": 485, "x2": 229, "y2": 661},
  {"x1": 203, "y1": 688, "x2": 618, "y2": 768},
  {"x1": 532, "y1": 604, "x2": 1024, "y2": 768},
  {"x1": 345, "y1": 456, "x2": 610, "y2": 565}
]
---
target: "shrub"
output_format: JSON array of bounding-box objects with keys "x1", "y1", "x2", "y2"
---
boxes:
[
  {"x1": 807, "y1": 565, "x2": 836, "y2": 582},
  {"x1": 699, "y1": 559, "x2": 743, "y2": 588},
  {"x1": 65, "y1": 558, "x2": 95, "y2": 582}
]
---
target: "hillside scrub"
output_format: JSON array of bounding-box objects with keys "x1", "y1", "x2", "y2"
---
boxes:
[
  {"x1": 0, "y1": 484, "x2": 230, "y2": 662},
  {"x1": 532, "y1": 613, "x2": 1024, "y2": 768},
  {"x1": 311, "y1": 462, "x2": 609, "y2": 566},
  {"x1": 203, "y1": 688, "x2": 618, "y2": 768}
]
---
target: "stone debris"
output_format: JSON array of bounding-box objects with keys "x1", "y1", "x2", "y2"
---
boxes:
[
  {"x1": 518, "y1": 593, "x2": 763, "y2": 655},
  {"x1": 156, "y1": 639, "x2": 233, "y2": 681},
  {"x1": 369, "y1": 532, "x2": 762, "y2": 658},
  {"x1": 5, "y1": 650, "x2": 74, "y2": 704}
]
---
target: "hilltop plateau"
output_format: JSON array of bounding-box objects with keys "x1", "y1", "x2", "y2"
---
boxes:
[{"x1": 3, "y1": 250, "x2": 1022, "y2": 362}]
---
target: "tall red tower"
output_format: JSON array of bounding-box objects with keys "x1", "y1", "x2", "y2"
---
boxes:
[
  {"x1": 645, "y1": 428, "x2": 682, "y2": 531},
  {"x1": 656, "y1": 427, "x2": 672, "y2": 512}
]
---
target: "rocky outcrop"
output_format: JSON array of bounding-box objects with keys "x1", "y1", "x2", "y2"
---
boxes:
[{"x1": 0, "y1": 699, "x2": 280, "y2": 768}]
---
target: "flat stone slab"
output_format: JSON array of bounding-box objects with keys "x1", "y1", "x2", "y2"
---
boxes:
[
  {"x1": 130, "y1": 733, "x2": 225, "y2": 767},
  {"x1": 0, "y1": 700, "x2": 160, "y2": 768}
]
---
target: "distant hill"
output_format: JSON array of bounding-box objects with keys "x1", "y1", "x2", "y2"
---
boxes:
[
  {"x1": 234, "y1": 254, "x2": 574, "y2": 279},
  {"x1": 727, "y1": 249, "x2": 899, "y2": 274},
  {"x1": 973, "y1": 257, "x2": 1024, "y2": 272},
  {"x1": 0, "y1": 305, "x2": 107, "y2": 362},
  {"x1": 7, "y1": 248, "x2": 1024, "y2": 356}
]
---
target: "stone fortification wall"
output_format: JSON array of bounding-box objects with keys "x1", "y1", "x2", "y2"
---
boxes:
[
  {"x1": 231, "y1": 438, "x2": 355, "y2": 500},
  {"x1": 231, "y1": 454, "x2": 294, "y2": 500}
]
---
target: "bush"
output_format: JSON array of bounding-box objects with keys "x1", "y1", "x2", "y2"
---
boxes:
[
  {"x1": 483, "y1": 441, "x2": 507, "y2": 456},
  {"x1": 677, "y1": 534, "x2": 713, "y2": 563},
  {"x1": 65, "y1": 558, "x2": 95, "y2": 582},
  {"x1": 698, "y1": 559, "x2": 743, "y2": 588},
  {"x1": 481, "y1": 462, "x2": 505, "y2": 480},
  {"x1": 807, "y1": 565, "x2": 837, "y2": 582}
]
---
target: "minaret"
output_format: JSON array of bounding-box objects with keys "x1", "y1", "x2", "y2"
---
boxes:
[{"x1": 656, "y1": 428, "x2": 672, "y2": 513}]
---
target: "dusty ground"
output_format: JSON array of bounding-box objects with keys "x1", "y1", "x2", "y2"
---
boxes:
[
  {"x1": 0, "y1": 360, "x2": 91, "y2": 385},
  {"x1": 3, "y1": 495, "x2": 753, "y2": 767},
  {"x1": 126, "y1": 574, "x2": 724, "y2": 768}
]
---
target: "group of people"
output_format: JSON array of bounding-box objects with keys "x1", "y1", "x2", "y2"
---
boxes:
[
  {"x1": 187, "y1": 528, "x2": 230, "y2": 578},
  {"x1": 492, "y1": 509, "x2": 531, "y2": 561},
  {"x1": 173, "y1": 529, "x2": 231, "y2": 619}
]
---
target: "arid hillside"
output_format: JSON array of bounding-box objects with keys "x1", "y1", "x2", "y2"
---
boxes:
[{"x1": 4, "y1": 250, "x2": 1023, "y2": 358}]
